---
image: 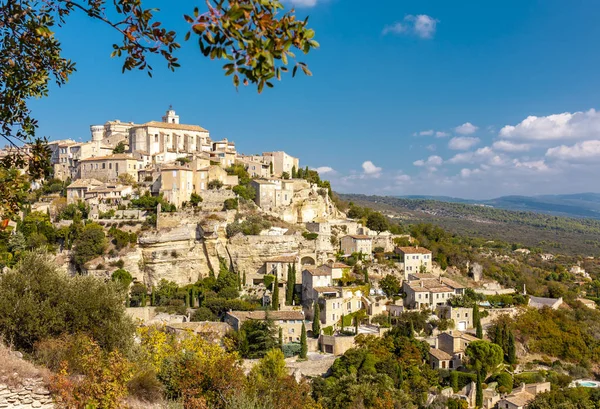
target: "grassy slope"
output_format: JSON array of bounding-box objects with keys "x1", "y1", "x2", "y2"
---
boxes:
[{"x1": 340, "y1": 194, "x2": 600, "y2": 256}]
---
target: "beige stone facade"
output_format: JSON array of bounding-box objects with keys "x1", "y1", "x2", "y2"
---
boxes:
[
  {"x1": 340, "y1": 235, "x2": 373, "y2": 258},
  {"x1": 224, "y1": 310, "x2": 306, "y2": 343},
  {"x1": 396, "y1": 246, "x2": 433, "y2": 277},
  {"x1": 262, "y1": 151, "x2": 299, "y2": 176},
  {"x1": 79, "y1": 154, "x2": 143, "y2": 182}
]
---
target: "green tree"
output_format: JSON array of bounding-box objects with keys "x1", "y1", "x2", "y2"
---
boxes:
[
  {"x1": 475, "y1": 372, "x2": 483, "y2": 408},
  {"x1": 112, "y1": 141, "x2": 126, "y2": 154},
  {"x1": 507, "y1": 330, "x2": 517, "y2": 365},
  {"x1": 189, "y1": 192, "x2": 202, "y2": 207},
  {"x1": 474, "y1": 304, "x2": 483, "y2": 339},
  {"x1": 239, "y1": 318, "x2": 277, "y2": 359},
  {"x1": 111, "y1": 269, "x2": 133, "y2": 289},
  {"x1": 271, "y1": 276, "x2": 279, "y2": 310},
  {"x1": 285, "y1": 264, "x2": 295, "y2": 305},
  {"x1": 465, "y1": 340, "x2": 504, "y2": 378},
  {"x1": 366, "y1": 212, "x2": 389, "y2": 233},
  {"x1": 278, "y1": 327, "x2": 283, "y2": 350},
  {"x1": 269, "y1": 162, "x2": 274, "y2": 175},
  {"x1": 312, "y1": 301, "x2": 321, "y2": 338},
  {"x1": 208, "y1": 179, "x2": 224, "y2": 190},
  {"x1": 0, "y1": 251, "x2": 134, "y2": 352},
  {"x1": 380, "y1": 274, "x2": 401, "y2": 298},
  {"x1": 72, "y1": 223, "x2": 107, "y2": 270},
  {"x1": 300, "y1": 322, "x2": 307, "y2": 359},
  {"x1": 291, "y1": 166, "x2": 297, "y2": 179}
]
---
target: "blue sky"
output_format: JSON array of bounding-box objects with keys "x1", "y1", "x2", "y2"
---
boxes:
[{"x1": 31, "y1": 0, "x2": 600, "y2": 199}]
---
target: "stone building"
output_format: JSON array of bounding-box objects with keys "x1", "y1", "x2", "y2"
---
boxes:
[
  {"x1": 129, "y1": 108, "x2": 212, "y2": 165},
  {"x1": 262, "y1": 151, "x2": 299, "y2": 176},
  {"x1": 395, "y1": 246, "x2": 433, "y2": 277},
  {"x1": 340, "y1": 235, "x2": 373, "y2": 259},
  {"x1": 79, "y1": 154, "x2": 144, "y2": 182},
  {"x1": 402, "y1": 275, "x2": 466, "y2": 310},
  {"x1": 251, "y1": 178, "x2": 295, "y2": 210},
  {"x1": 224, "y1": 310, "x2": 306, "y2": 343},
  {"x1": 66, "y1": 178, "x2": 104, "y2": 204}
]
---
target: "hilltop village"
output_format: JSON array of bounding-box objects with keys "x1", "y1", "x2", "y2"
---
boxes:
[{"x1": 1, "y1": 109, "x2": 600, "y2": 409}]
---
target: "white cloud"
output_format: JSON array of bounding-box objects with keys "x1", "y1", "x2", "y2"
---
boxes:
[
  {"x1": 454, "y1": 122, "x2": 479, "y2": 135},
  {"x1": 512, "y1": 159, "x2": 549, "y2": 172},
  {"x1": 448, "y1": 136, "x2": 480, "y2": 151},
  {"x1": 546, "y1": 140, "x2": 600, "y2": 161},
  {"x1": 362, "y1": 161, "x2": 382, "y2": 177},
  {"x1": 413, "y1": 155, "x2": 443, "y2": 170},
  {"x1": 313, "y1": 166, "x2": 335, "y2": 174},
  {"x1": 447, "y1": 147, "x2": 494, "y2": 164},
  {"x1": 435, "y1": 131, "x2": 450, "y2": 138},
  {"x1": 460, "y1": 168, "x2": 481, "y2": 178},
  {"x1": 383, "y1": 15, "x2": 439, "y2": 39},
  {"x1": 419, "y1": 129, "x2": 434, "y2": 136},
  {"x1": 395, "y1": 174, "x2": 412, "y2": 183},
  {"x1": 492, "y1": 140, "x2": 531, "y2": 152},
  {"x1": 426, "y1": 144, "x2": 437, "y2": 151},
  {"x1": 499, "y1": 109, "x2": 600, "y2": 141},
  {"x1": 284, "y1": 0, "x2": 318, "y2": 7}
]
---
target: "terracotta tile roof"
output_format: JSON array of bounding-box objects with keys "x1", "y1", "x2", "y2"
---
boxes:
[
  {"x1": 133, "y1": 121, "x2": 209, "y2": 133},
  {"x1": 429, "y1": 348, "x2": 452, "y2": 361},
  {"x1": 314, "y1": 286, "x2": 340, "y2": 294},
  {"x1": 503, "y1": 391, "x2": 535, "y2": 407},
  {"x1": 396, "y1": 246, "x2": 432, "y2": 254},
  {"x1": 227, "y1": 310, "x2": 304, "y2": 321},
  {"x1": 80, "y1": 154, "x2": 139, "y2": 162},
  {"x1": 429, "y1": 286, "x2": 454, "y2": 293},
  {"x1": 67, "y1": 178, "x2": 104, "y2": 189},
  {"x1": 344, "y1": 235, "x2": 372, "y2": 240},
  {"x1": 303, "y1": 266, "x2": 331, "y2": 276},
  {"x1": 329, "y1": 262, "x2": 350, "y2": 269}
]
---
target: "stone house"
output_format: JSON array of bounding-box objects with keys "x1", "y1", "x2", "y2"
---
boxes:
[
  {"x1": 265, "y1": 255, "x2": 298, "y2": 282},
  {"x1": 128, "y1": 108, "x2": 211, "y2": 166},
  {"x1": 262, "y1": 151, "x2": 299, "y2": 176},
  {"x1": 429, "y1": 330, "x2": 479, "y2": 371},
  {"x1": 316, "y1": 287, "x2": 366, "y2": 327},
  {"x1": 395, "y1": 246, "x2": 433, "y2": 277},
  {"x1": 236, "y1": 155, "x2": 270, "y2": 178},
  {"x1": 437, "y1": 305, "x2": 473, "y2": 331},
  {"x1": 66, "y1": 178, "x2": 104, "y2": 204},
  {"x1": 160, "y1": 166, "x2": 195, "y2": 208},
  {"x1": 321, "y1": 261, "x2": 351, "y2": 281},
  {"x1": 302, "y1": 266, "x2": 333, "y2": 304},
  {"x1": 224, "y1": 310, "x2": 306, "y2": 343},
  {"x1": 403, "y1": 275, "x2": 466, "y2": 310},
  {"x1": 497, "y1": 382, "x2": 551, "y2": 409},
  {"x1": 340, "y1": 235, "x2": 373, "y2": 259},
  {"x1": 84, "y1": 183, "x2": 133, "y2": 204},
  {"x1": 79, "y1": 153, "x2": 143, "y2": 182},
  {"x1": 251, "y1": 178, "x2": 295, "y2": 210}
]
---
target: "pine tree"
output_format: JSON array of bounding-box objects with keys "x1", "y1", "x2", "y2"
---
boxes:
[
  {"x1": 312, "y1": 301, "x2": 321, "y2": 338},
  {"x1": 272, "y1": 276, "x2": 279, "y2": 310},
  {"x1": 286, "y1": 264, "x2": 294, "y2": 305},
  {"x1": 476, "y1": 372, "x2": 483, "y2": 408},
  {"x1": 300, "y1": 322, "x2": 307, "y2": 359},
  {"x1": 474, "y1": 304, "x2": 483, "y2": 339},
  {"x1": 507, "y1": 330, "x2": 517, "y2": 365}
]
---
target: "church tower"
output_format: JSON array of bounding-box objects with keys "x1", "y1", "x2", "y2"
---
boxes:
[{"x1": 162, "y1": 106, "x2": 179, "y2": 124}]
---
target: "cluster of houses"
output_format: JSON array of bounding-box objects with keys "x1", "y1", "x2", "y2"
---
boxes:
[{"x1": 35, "y1": 108, "x2": 300, "y2": 209}]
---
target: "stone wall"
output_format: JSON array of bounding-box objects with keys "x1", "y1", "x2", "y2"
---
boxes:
[{"x1": 0, "y1": 379, "x2": 53, "y2": 409}]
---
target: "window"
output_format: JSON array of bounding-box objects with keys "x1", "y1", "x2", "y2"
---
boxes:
[
  {"x1": 347, "y1": 302, "x2": 351, "y2": 309},
  {"x1": 109, "y1": 163, "x2": 112, "y2": 169},
  {"x1": 155, "y1": 134, "x2": 159, "y2": 143},
  {"x1": 102, "y1": 163, "x2": 105, "y2": 169}
]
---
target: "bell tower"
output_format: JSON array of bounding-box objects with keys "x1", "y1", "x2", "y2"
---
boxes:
[{"x1": 162, "y1": 105, "x2": 179, "y2": 124}]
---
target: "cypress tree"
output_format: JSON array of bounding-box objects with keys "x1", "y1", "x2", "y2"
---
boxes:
[
  {"x1": 279, "y1": 327, "x2": 283, "y2": 350},
  {"x1": 408, "y1": 320, "x2": 415, "y2": 338},
  {"x1": 291, "y1": 165, "x2": 297, "y2": 179},
  {"x1": 354, "y1": 315, "x2": 359, "y2": 334},
  {"x1": 507, "y1": 330, "x2": 517, "y2": 364},
  {"x1": 397, "y1": 366, "x2": 404, "y2": 388},
  {"x1": 269, "y1": 162, "x2": 273, "y2": 175},
  {"x1": 151, "y1": 291, "x2": 155, "y2": 306},
  {"x1": 272, "y1": 276, "x2": 279, "y2": 310},
  {"x1": 184, "y1": 293, "x2": 190, "y2": 308},
  {"x1": 242, "y1": 271, "x2": 246, "y2": 287},
  {"x1": 476, "y1": 372, "x2": 483, "y2": 407},
  {"x1": 340, "y1": 313, "x2": 345, "y2": 330},
  {"x1": 300, "y1": 322, "x2": 307, "y2": 359},
  {"x1": 387, "y1": 309, "x2": 392, "y2": 326},
  {"x1": 312, "y1": 301, "x2": 321, "y2": 338},
  {"x1": 190, "y1": 288, "x2": 196, "y2": 308},
  {"x1": 474, "y1": 304, "x2": 483, "y2": 339},
  {"x1": 286, "y1": 264, "x2": 294, "y2": 305}
]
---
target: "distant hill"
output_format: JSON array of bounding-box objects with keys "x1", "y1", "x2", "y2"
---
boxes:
[
  {"x1": 340, "y1": 194, "x2": 600, "y2": 256},
  {"x1": 398, "y1": 193, "x2": 600, "y2": 219}
]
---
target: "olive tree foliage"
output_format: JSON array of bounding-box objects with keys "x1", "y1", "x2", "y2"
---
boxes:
[
  {"x1": 0, "y1": 251, "x2": 134, "y2": 352},
  {"x1": 0, "y1": 0, "x2": 318, "y2": 214}
]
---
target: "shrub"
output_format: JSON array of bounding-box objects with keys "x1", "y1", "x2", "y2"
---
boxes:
[
  {"x1": 111, "y1": 269, "x2": 133, "y2": 288},
  {"x1": 263, "y1": 274, "x2": 275, "y2": 290},
  {"x1": 208, "y1": 179, "x2": 224, "y2": 190},
  {"x1": 282, "y1": 343, "x2": 302, "y2": 358},
  {"x1": 191, "y1": 307, "x2": 218, "y2": 322},
  {"x1": 127, "y1": 369, "x2": 164, "y2": 402},
  {"x1": 302, "y1": 232, "x2": 318, "y2": 240},
  {"x1": 223, "y1": 198, "x2": 238, "y2": 210},
  {"x1": 72, "y1": 223, "x2": 107, "y2": 269},
  {"x1": 0, "y1": 251, "x2": 134, "y2": 352}
]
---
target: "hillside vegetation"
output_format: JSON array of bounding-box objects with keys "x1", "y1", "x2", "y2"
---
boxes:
[{"x1": 340, "y1": 194, "x2": 600, "y2": 256}]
